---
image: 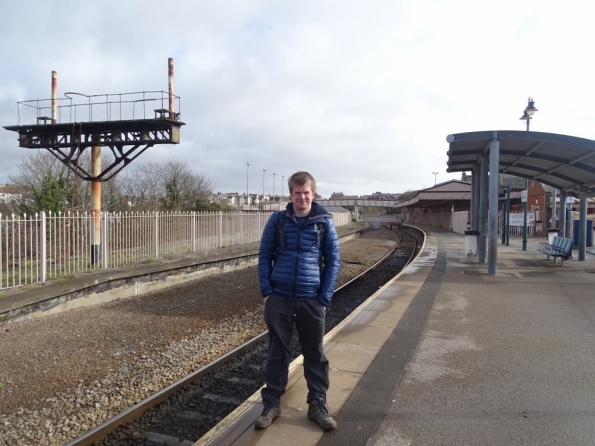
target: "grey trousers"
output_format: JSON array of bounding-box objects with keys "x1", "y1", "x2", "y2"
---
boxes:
[{"x1": 261, "y1": 293, "x2": 329, "y2": 408}]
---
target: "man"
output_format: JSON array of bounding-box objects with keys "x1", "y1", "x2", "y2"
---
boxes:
[{"x1": 256, "y1": 171, "x2": 341, "y2": 430}]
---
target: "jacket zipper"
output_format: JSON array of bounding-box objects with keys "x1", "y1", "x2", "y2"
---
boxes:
[{"x1": 292, "y1": 215, "x2": 304, "y2": 296}]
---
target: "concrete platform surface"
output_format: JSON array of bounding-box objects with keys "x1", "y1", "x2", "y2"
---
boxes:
[{"x1": 197, "y1": 228, "x2": 595, "y2": 446}]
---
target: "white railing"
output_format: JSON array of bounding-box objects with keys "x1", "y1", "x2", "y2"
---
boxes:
[
  {"x1": 498, "y1": 213, "x2": 535, "y2": 238},
  {"x1": 363, "y1": 215, "x2": 399, "y2": 224},
  {"x1": 0, "y1": 210, "x2": 352, "y2": 290},
  {"x1": 362, "y1": 214, "x2": 399, "y2": 230}
]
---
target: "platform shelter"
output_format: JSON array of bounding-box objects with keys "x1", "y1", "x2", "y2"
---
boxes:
[{"x1": 446, "y1": 130, "x2": 595, "y2": 274}]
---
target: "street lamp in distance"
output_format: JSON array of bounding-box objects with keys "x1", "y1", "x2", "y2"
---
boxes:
[
  {"x1": 519, "y1": 97, "x2": 538, "y2": 251},
  {"x1": 246, "y1": 163, "x2": 250, "y2": 204},
  {"x1": 432, "y1": 171, "x2": 439, "y2": 186}
]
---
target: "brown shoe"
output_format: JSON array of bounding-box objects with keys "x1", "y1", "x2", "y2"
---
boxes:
[
  {"x1": 255, "y1": 406, "x2": 281, "y2": 429},
  {"x1": 307, "y1": 399, "x2": 337, "y2": 430}
]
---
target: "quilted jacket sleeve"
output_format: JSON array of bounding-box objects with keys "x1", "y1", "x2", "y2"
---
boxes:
[
  {"x1": 318, "y1": 217, "x2": 341, "y2": 306},
  {"x1": 258, "y1": 212, "x2": 277, "y2": 297}
]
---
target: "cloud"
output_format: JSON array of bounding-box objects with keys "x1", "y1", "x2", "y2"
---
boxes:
[{"x1": 2, "y1": 0, "x2": 595, "y2": 198}]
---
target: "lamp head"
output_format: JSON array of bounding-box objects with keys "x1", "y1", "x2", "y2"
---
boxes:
[
  {"x1": 525, "y1": 97, "x2": 538, "y2": 116},
  {"x1": 519, "y1": 110, "x2": 531, "y2": 121}
]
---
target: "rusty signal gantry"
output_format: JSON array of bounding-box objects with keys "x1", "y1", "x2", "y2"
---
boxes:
[
  {"x1": 2, "y1": 59, "x2": 184, "y2": 266},
  {"x1": 3, "y1": 65, "x2": 185, "y2": 182}
]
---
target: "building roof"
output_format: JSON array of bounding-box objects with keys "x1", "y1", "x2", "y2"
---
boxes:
[
  {"x1": 394, "y1": 180, "x2": 471, "y2": 208},
  {"x1": 446, "y1": 130, "x2": 595, "y2": 196},
  {"x1": 500, "y1": 174, "x2": 526, "y2": 189}
]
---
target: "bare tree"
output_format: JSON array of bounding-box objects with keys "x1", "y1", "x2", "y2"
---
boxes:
[
  {"x1": 119, "y1": 161, "x2": 165, "y2": 211},
  {"x1": 10, "y1": 151, "x2": 68, "y2": 189},
  {"x1": 118, "y1": 159, "x2": 214, "y2": 211},
  {"x1": 9, "y1": 150, "x2": 123, "y2": 212},
  {"x1": 11, "y1": 151, "x2": 216, "y2": 213},
  {"x1": 161, "y1": 160, "x2": 213, "y2": 211}
]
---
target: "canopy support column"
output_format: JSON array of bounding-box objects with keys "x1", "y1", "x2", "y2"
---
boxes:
[
  {"x1": 473, "y1": 166, "x2": 480, "y2": 231},
  {"x1": 579, "y1": 189, "x2": 587, "y2": 261},
  {"x1": 469, "y1": 170, "x2": 475, "y2": 230},
  {"x1": 478, "y1": 154, "x2": 488, "y2": 263},
  {"x1": 488, "y1": 134, "x2": 500, "y2": 275},
  {"x1": 551, "y1": 188, "x2": 557, "y2": 229},
  {"x1": 559, "y1": 190, "x2": 567, "y2": 238}
]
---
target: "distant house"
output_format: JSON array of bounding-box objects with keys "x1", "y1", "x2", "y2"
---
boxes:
[
  {"x1": 368, "y1": 192, "x2": 396, "y2": 200},
  {"x1": 393, "y1": 172, "x2": 595, "y2": 237},
  {"x1": 524, "y1": 179, "x2": 595, "y2": 236},
  {"x1": 0, "y1": 185, "x2": 24, "y2": 203},
  {"x1": 0, "y1": 184, "x2": 30, "y2": 213}
]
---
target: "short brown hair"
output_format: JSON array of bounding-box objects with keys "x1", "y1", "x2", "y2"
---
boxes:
[{"x1": 288, "y1": 171, "x2": 317, "y2": 195}]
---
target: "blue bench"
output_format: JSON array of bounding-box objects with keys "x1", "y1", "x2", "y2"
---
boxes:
[{"x1": 537, "y1": 236, "x2": 574, "y2": 266}]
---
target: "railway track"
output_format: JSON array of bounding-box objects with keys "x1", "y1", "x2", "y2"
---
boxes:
[{"x1": 66, "y1": 227, "x2": 423, "y2": 446}]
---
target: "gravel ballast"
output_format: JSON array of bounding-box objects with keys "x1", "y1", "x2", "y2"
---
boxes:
[{"x1": 0, "y1": 225, "x2": 398, "y2": 446}]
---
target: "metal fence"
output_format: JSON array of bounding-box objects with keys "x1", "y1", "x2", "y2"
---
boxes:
[
  {"x1": 498, "y1": 212, "x2": 535, "y2": 238},
  {"x1": 0, "y1": 210, "x2": 353, "y2": 290}
]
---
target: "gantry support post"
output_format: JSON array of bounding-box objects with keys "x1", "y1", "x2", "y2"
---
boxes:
[{"x1": 91, "y1": 145, "x2": 101, "y2": 265}]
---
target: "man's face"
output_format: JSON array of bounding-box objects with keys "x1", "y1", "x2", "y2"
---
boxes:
[{"x1": 290, "y1": 184, "x2": 314, "y2": 216}]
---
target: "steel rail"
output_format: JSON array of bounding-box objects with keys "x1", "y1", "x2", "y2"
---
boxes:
[
  {"x1": 64, "y1": 331, "x2": 269, "y2": 446},
  {"x1": 66, "y1": 226, "x2": 417, "y2": 446}
]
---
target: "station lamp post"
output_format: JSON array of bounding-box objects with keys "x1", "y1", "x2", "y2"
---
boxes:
[
  {"x1": 520, "y1": 97, "x2": 538, "y2": 131},
  {"x1": 263, "y1": 168, "x2": 267, "y2": 198},
  {"x1": 519, "y1": 97, "x2": 538, "y2": 251},
  {"x1": 432, "y1": 171, "x2": 439, "y2": 185},
  {"x1": 246, "y1": 163, "x2": 250, "y2": 205}
]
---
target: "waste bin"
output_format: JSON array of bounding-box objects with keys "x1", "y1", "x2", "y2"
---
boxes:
[
  {"x1": 547, "y1": 228, "x2": 559, "y2": 245},
  {"x1": 464, "y1": 230, "x2": 480, "y2": 257},
  {"x1": 573, "y1": 220, "x2": 593, "y2": 247}
]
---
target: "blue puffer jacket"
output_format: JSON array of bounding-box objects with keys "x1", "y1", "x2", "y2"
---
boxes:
[{"x1": 258, "y1": 202, "x2": 341, "y2": 307}]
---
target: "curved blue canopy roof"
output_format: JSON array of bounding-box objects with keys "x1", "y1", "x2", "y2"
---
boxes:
[{"x1": 446, "y1": 130, "x2": 595, "y2": 196}]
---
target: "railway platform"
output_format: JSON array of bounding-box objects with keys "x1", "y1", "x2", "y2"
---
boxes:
[{"x1": 197, "y1": 227, "x2": 595, "y2": 446}]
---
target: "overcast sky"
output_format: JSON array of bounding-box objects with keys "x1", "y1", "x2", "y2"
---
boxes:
[{"x1": 2, "y1": 0, "x2": 595, "y2": 199}]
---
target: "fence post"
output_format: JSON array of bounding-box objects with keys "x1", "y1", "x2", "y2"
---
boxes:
[
  {"x1": 191, "y1": 211, "x2": 196, "y2": 253},
  {"x1": 101, "y1": 212, "x2": 108, "y2": 269},
  {"x1": 154, "y1": 211, "x2": 159, "y2": 259},
  {"x1": 259, "y1": 212, "x2": 262, "y2": 239},
  {"x1": 39, "y1": 211, "x2": 47, "y2": 283},
  {"x1": 218, "y1": 212, "x2": 223, "y2": 248},
  {"x1": 240, "y1": 212, "x2": 244, "y2": 244}
]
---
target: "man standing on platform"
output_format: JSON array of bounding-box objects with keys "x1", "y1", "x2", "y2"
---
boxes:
[{"x1": 256, "y1": 171, "x2": 341, "y2": 431}]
